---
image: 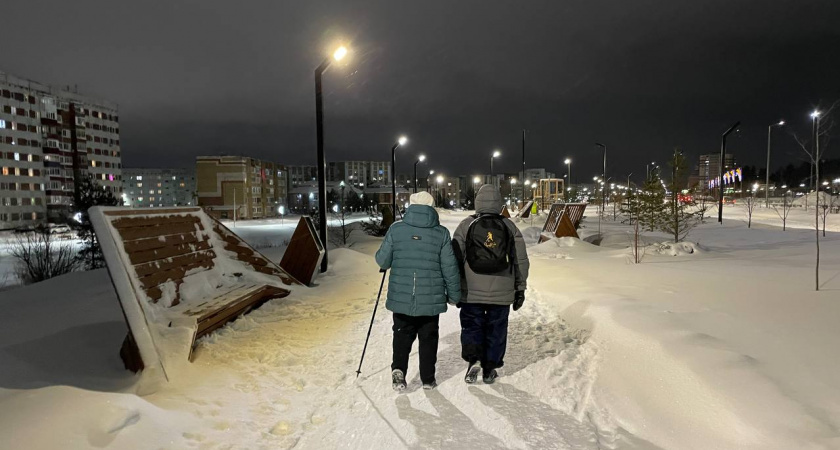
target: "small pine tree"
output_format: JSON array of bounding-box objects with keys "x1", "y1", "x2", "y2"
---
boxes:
[
  {"x1": 660, "y1": 148, "x2": 700, "y2": 242},
  {"x1": 72, "y1": 176, "x2": 120, "y2": 270},
  {"x1": 633, "y1": 168, "x2": 668, "y2": 232}
]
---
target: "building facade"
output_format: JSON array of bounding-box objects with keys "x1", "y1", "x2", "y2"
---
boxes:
[
  {"x1": 698, "y1": 153, "x2": 736, "y2": 192},
  {"x1": 122, "y1": 168, "x2": 196, "y2": 208},
  {"x1": 196, "y1": 156, "x2": 287, "y2": 220},
  {"x1": 0, "y1": 71, "x2": 120, "y2": 229}
]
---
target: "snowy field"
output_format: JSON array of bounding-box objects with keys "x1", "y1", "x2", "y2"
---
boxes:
[{"x1": 1, "y1": 207, "x2": 840, "y2": 449}]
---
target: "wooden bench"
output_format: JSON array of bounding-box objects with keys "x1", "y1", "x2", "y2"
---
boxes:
[
  {"x1": 518, "y1": 200, "x2": 535, "y2": 218},
  {"x1": 91, "y1": 206, "x2": 299, "y2": 379},
  {"x1": 539, "y1": 203, "x2": 588, "y2": 242}
]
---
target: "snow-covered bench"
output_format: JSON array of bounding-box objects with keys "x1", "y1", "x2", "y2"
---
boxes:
[
  {"x1": 540, "y1": 203, "x2": 587, "y2": 242},
  {"x1": 90, "y1": 207, "x2": 299, "y2": 383}
]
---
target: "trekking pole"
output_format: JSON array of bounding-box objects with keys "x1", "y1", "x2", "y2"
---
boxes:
[{"x1": 356, "y1": 269, "x2": 388, "y2": 378}]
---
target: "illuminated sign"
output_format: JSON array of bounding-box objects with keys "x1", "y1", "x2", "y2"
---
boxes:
[{"x1": 708, "y1": 167, "x2": 742, "y2": 189}]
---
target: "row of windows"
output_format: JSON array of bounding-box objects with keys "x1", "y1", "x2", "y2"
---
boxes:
[
  {"x1": 1, "y1": 136, "x2": 41, "y2": 148},
  {"x1": 90, "y1": 160, "x2": 121, "y2": 169},
  {"x1": 88, "y1": 147, "x2": 120, "y2": 157},
  {"x1": 87, "y1": 135, "x2": 119, "y2": 145},
  {"x1": 0, "y1": 182, "x2": 45, "y2": 191},
  {"x1": 1, "y1": 105, "x2": 37, "y2": 118},
  {"x1": 0, "y1": 212, "x2": 45, "y2": 222},
  {"x1": 1, "y1": 167, "x2": 40, "y2": 176},
  {"x1": 0, "y1": 120, "x2": 37, "y2": 133},
  {"x1": 1, "y1": 152, "x2": 39, "y2": 162},
  {"x1": 1, "y1": 90, "x2": 36, "y2": 104},
  {"x1": 1, "y1": 197, "x2": 43, "y2": 206},
  {"x1": 85, "y1": 123, "x2": 119, "y2": 133}
]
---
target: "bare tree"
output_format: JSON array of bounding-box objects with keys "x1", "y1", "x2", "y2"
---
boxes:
[
  {"x1": 772, "y1": 192, "x2": 793, "y2": 231},
  {"x1": 10, "y1": 225, "x2": 78, "y2": 284},
  {"x1": 744, "y1": 196, "x2": 758, "y2": 228},
  {"x1": 791, "y1": 99, "x2": 837, "y2": 291}
]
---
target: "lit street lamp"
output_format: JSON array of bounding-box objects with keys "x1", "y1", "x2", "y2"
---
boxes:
[
  {"x1": 594, "y1": 142, "x2": 607, "y2": 217},
  {"x1": 491, "y1": 150, "x2": 502, "y2": 184},
  {"x1": 564, "y1": 158, "x2": 572, "y2": 201},
  {"x1": 413, "y1": 154, "x2": 426, "y2": 194},
  {"x1": 646, "y1": 161, "x2": 657, "y2": 179},
  {"x1": 391, "y1": 135, "x2": 408, "y2": 220},
  {"x1": 314, "y1": 44, "x2": 348, "y2": 273},
  {"x1": 765, "y1": 120, "x2": 785, "y2": 207}
]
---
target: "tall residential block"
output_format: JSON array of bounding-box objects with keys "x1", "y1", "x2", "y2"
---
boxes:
[
  {"x1": 196, "y1": 156, "x2": 287, "y2": 220},
  {"x1": 122, "y1": 168, "x2": 196, "y2": 207},
  {"x1": 0, "y1": 70, "x2": 121, "y2": 229}
]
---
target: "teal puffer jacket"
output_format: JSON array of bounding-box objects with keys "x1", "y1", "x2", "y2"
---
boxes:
[{"x1": 375, "y1": 205, "x2": 461, "y2": 316}]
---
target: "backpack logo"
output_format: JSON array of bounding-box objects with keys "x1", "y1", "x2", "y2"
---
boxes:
[
  {"x1": 484, "y1": 231, "x2": 497, "y2": 248},
  {"x1": 412, "y1": 235, "x2": 421, "y2": 240}
]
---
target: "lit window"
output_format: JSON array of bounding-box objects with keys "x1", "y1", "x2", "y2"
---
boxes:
[
  {"x1": 136, "y1": 176, "x2": 142, "y2": 181},
  {"x1": 14, "y1": 153, "x2": 20, "y2": 161},
  {"x1": 0, "y1": 120, "x2": 4, "y2": 128}
]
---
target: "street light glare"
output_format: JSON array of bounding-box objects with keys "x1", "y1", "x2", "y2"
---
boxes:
[
  {"x1": 473, "y1": 176, "x2": 481, "y2": 184},
  {"x1": 811, "y1": 110, "x2": 821, "y2": 118},
  {"x1": 778, "y1": 120, "x2": 785, "y2": 126},
  {"x1": 429, "y1": 170, "x2": 435, "y2": 175},
  {"x1": 564, "y1": 158, "x2": 571, "y2": 164},
  {"x1": 436, "y1": 175, "x2": 444, "y2": 183},
  {"x1": 333, "y1": 46, "x2": 348, "y2": 61},
  {"x1": 398, "y1": 136, "x2": 408, "y2": 146},
  {"x1": 492, "y1": 150, "x2": 501, "y2": 158},
  {"x1": 418, "y1": 154, "x2": 426, "y2": 162}
]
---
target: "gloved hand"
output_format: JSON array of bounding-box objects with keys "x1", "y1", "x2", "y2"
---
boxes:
[{"x1": 513, "y1": 290, "x2": 525, "y2": 311}]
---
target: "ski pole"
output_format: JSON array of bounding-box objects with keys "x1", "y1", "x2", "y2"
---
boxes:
[{"x1": 356, "y1": 268, "x2": 388, "y2": 378}]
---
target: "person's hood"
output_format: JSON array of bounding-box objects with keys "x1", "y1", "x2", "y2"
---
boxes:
[
  {"x1": 475, "y1": 184, "x2": 503, "y2": 214},
  {"x1": 403, "y1": 204, "x2": 440, "y2": 228}
]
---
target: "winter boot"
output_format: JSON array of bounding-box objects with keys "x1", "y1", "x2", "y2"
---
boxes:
[
  {"x1": 482, "y1": 369, "x2": 498, "y2": 384},
  {"x1": 392, "y1": 369, "x2": 407, "y2": 391},
  {"x1": 422, "y1": 380, "x2": 437, "y2": 390},
  {"x1": 464, "y1": 361, "x2": 482, "y2": 384}
]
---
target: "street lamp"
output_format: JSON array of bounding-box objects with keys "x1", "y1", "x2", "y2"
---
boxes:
[
  {"x1": 339, "y1": 180, "x2": 346, "y2": 213},
  {"x1": 594, "y1": 143, "x2": 607, "y2": 217},
  {"x1": 491, "y1": 150, "x2": 502, "y2": 184},
  {"x1": 436, "y1": 175, "x2": 444, "y2": 202},
  {"x1": 391, "y1": 135, "x2": 408, "y2": 220},
  {"x1": 314, "y1": 44, "x2": 348, "y2": 273},
  {"x1": 718, "y1": 121, "x2": 741, "y2": 224},
  {"x1": 765, "y1": 120, "x2": 785, "y2": 207},
  {"x1": 413, "y1": 154, "x2": 426, "y2": 194},
  {"x1": 564, "y1": 158, "x2": 572, "y2": 201},
  {"x1": 646, "y1": 161, "x2": 657, "y2": 179}
]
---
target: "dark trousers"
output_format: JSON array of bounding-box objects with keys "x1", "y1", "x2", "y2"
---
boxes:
[
  {"x1": 391, "y1": 313, "x2": 440, "y2": 384},
  {"x1": 459, "y1": 303, "x2": 510, "y2": 372}
]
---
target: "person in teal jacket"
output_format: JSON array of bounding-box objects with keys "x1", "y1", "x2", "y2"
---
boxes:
[{"x1": 375, "y1": 191, "x2": 461, "y2": 391}]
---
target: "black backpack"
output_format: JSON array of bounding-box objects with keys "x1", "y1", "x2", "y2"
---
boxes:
[{"x1": 465, "y1": 213, "x2": 515, "y2": 274}]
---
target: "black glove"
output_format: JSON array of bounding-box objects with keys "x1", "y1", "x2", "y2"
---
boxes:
[{"x1": 513, "y1": 290, "x2": 525, "y2": 311}]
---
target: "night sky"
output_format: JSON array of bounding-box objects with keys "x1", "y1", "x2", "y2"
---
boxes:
[{"x1": 5, "y1": 0, "x2": 840, "y2": 183}]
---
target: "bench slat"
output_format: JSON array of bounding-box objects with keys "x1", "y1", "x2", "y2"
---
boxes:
[
  {"x1": 134, "y1": 249, "x2": 217, "y2": 278},
  {"x1": 112, "y1": 215, "x2": 201, "y2": 230},
  {"x1": 122, "y1": 232, "x2": 206, "y2": 254},
  {"x1": 128, "y1": 239, "x2": 213, "y2": 265},
  {"x1": 118, "y1": 221, "x2": 204, "y2": 241}
]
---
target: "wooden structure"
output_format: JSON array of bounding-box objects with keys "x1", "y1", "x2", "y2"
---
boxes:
[
  {"x1": 518, "y1": 200, "x2": 535, "y2": 218},
  {"x1": 500, "y1": 205, "x2": 511, "y2": 218},
  {"x1": 90, "y1": 206, "x2": 299, "y2": 379},
  {"x1": 539, "y1": 203, "x2": 588, "y2": 242},
  {"x1": 279, "y1": 216, "x2": 325, "y2": 286},
  {"x1": 533, "y1": 178, "x2": 565, "y2": 212}
]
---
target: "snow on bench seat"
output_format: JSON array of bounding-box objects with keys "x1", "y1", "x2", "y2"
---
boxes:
[{"x1": 90, "y1": 206, "x2": 300, "y2": 386}]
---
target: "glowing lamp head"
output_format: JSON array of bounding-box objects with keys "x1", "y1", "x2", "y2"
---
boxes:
[
  {"x1": 473, "y1": 176, "x2": 480, "y2": 184},
  {"x1": 778, "y1": 120, "x2": 785, "y2": 126},
  {"x1": 418, "y1": 154, "x2": 426, "y2": 162},
  {"x1": 564, "y1": 158, "x2": 571, "y2": 165},
  {"x1": 333, "y1": 46, "x2": 348, "y2": 61},
  {"x1": 492, "y1": 150, "x2": 501, "y2": 158},
  {"x1": 510, "y1": 178, "x2": 516, "y2": 184},
  {"x1": 811, "y1": 110, "x2": 821, "y2": 119},
  {"x1": 398, "y1": 136, "x2": 408, "y2": 146},
  {"x1": 436, "y1": 175, "x2": 444, "y2": 183},
  {"x1": 429, "y1": 170, "x2": 435, "y2": 175}
]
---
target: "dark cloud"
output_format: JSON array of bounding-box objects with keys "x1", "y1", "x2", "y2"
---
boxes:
[{"x1": 5, "y1": 0, "x2": 840, "y2": 180}]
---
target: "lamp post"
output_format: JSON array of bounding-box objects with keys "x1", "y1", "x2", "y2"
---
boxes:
[
  {"x1": 391, "y1": 136, "x2": 408, "y2": 220},
  {"x1": 564, "y1": 158, "x2": 572, "y2": 201},
  {"x1": 718, "y1": 121, "x2": 740, "y2": 224},
  {"x1": 436, "y1": 175, "x2": 444, "y2": 204},
  {"x1": 413, "y1": 154, "x2": 426, "y2": 194},
  {"x1": 490, "y1": 150, "x2": 501, "y2": 185},
  {"x1": 646, "y1": 161, "x2": 656, "y2": 179},
  {"x1": 594, "y1": 143, "x2": 606, "y2": 215},
  {"x1": 339, "y1": 180, "x2": 345, "y2": 213},
  {"x1": 314, "y1": 45, "x2": 348, "y2": 273},
  {"x1": 765, "y1": 120, "x2": 785, "y2": 207}
]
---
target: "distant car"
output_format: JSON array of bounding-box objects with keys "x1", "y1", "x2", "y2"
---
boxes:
[
  {"x1": 722, "y1": 196, "x2": 736, "y2": 205},
  {"x1": 677, "y1": 194, "x2": 694, "y2": 205}
]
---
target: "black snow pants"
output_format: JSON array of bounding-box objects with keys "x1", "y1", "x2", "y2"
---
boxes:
[
  {"x1": 391, "y1": 313, "x2": 440, "y2": 384},
  {"x1": 459, "y1": 303, "x2": 510, "y2": 373}
]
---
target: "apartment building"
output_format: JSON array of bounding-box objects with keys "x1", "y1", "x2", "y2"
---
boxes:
[
  {"x1": 0, "y1": 71, "x2": 121, "y2": 229},
  {"x1": 196, "y1": 156, "x2": 287, "y2": 220},
  {"x1": 287, "y1": 165, "x2": 317, "y2": 187},
  {"x1": 698, "y1": 153, "x2": 736, "y2": 192},
  {"x1": 122, "y1": 168, "x2": 196, "y2": 207}
]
